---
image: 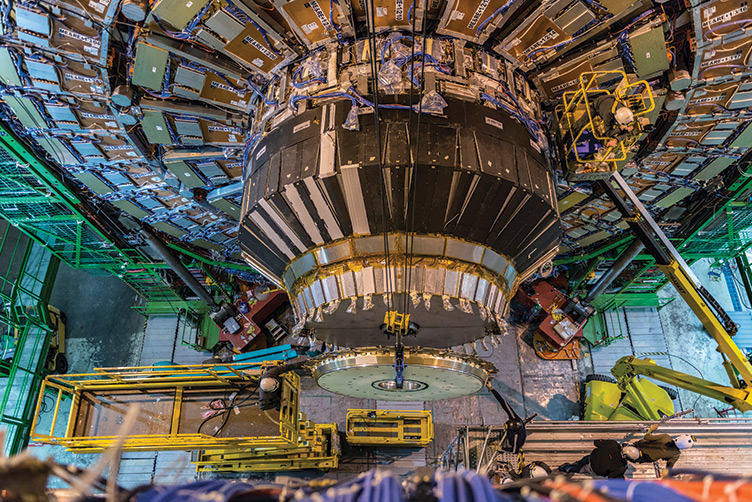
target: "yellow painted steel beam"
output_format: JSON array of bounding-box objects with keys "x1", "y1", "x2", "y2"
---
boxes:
[
  {"x1": 30, "y1": 362, "x2": 304, "y2": 453},
  {"x1": 612, "y1": 356, "x2": 752, "y2": 413},
  {"x1": 657, "y1": 262, "x2": 752, "y2": 385}
]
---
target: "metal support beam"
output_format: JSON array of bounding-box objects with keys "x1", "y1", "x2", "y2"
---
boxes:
[
  {"x1": 585, "y1": 239, "x2": 645, "y2": 303},
  {"x1": 140, "y1": 227, "x2": 217, "y2": 308}
]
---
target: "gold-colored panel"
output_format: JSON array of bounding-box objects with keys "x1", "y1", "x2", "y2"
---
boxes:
[
  {"x1": 440, "y1": 0, "x2": 510, "y2": 39},
  {"x1": 199, "y1": 71, "x2": 250, "y2": 111},
  {"x1": 664, "y1": 123, "x2": 716, "y2": 148},
  {"x1": 698, "y1": 38, "x2": 752, "y2": 81},
  {"x1": 225, "y1": 24, "x2": 284, "y2": 74},
  {"x1": 281, "y1": 0, "x2": 340, "y2": 45},
  {"x1": 508, "y1": 16, "x2": 569, "y2": 63},
  {"x1": 200, "y1": 120, "x2": 245, "y2": 145},
  {"x1": 700, "y1": 0, "x2": 750, "y2": 39},
  {"x1": 539, "y1": 60, "x2": 592, "y2": 98},
  {"x1": 685, "y1": 82, "x2": 737, "y2": 116},
  {"x1": 640, "y1": 152, "x2": 685, "y2": 174}
]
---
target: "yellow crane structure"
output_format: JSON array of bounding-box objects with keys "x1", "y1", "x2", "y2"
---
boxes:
[{"x1": 584, "y1": 171, "x2": 752, "y2": 420}]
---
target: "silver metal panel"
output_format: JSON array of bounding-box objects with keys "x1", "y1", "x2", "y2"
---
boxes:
[
  {"x1": 486, "y1": 284, "x2": 498, "y2": 310},
  {"x1": 494, "y1": 293, "x2": 504, "y2": 315},
  {"x1": 311, "y1": 280, "x2": 326, "y2": 306},
  {"x1": 303, "y1": 177, "x2": 344, "y2": 239},
  {"x1": 407, "y1": 266, "x2": 425, "y2": 292},
  {"x1": 412, "y1": 236, "x2": 446, "y2": 256},
  {"x1": 460, "y1": 273, "x2": 478, "y2": 300},
  {"x1": 381, "y1": 267, "x2": 396, "y2": 294},
  {"x1": 504, "y1": 263, "x2": 517, "y2": 289},
  {"x1": 482, "y1": 249, "x2": 508, "y2": 277},
  {"x1": 205, "y1": 9, "x2": 245, "y2": 42},
  {"x1": 290, "y1": 251, "x2": 316, "y2": 278},
  {"x1": 296, "y1": 292, "x2": 308, "y2": 314},
  {"x1": 248, "y1": 209, "x2": 295, "y2": 259},
  {"x1": 340, "y1": 165, "x2": 370, "y2": 235},
  {"x1": 555, "y1": 2, "x2": 595, "y2": 36},
  {"x1": 259, "y1": 198, "x2": 307, "y2": 253},
  {"x1": 475, "y1": 278, "x2": 489, "y2": 305},
  {"x1": 444, "y1": 270, "x2": 459, "y2": 297},
  {"x1": 543, "y1": 0, "x2": 572, "y2": 18},
  {"x1": 316, "y1": 241, "x2": 351, "y2": 265},
  {"x1": 374, "y1": 267, "x2": 385, "y2": 294},
  {"x1": 304, "y1": 287, "x2": 315, "y2": 312},
  {"x1": 424, "y1": 268, "x2": 444, "y2": 295},
  {"x1": 340, "y1": 270, "x2": 357, "y2": 297},
  {"x1": 361, "y1": 267, "x2": 376, "y2": 295},
  {"x1": 284, "y1": 267, "x2": 296, "y2": 291},
  {"x1": 284, "y1": 184, "x2": 324, "y2": 245},
  {"x1": 354, "y1": 235, "x2": 385, "y2": 254},
  {"x1": 446, "y1": 238, "x2": 484, "y2": 263},
  {"x1": 322, "y1": 276, "x2": 339, "y2": 302},
  {"x1": 319, "y1": 104, "x2": 336, "y2": 177}
]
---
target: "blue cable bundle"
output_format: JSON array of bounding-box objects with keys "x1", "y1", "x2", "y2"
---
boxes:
[{"x1": 133, "y1": 469, "x2": 507, "y2": 502}]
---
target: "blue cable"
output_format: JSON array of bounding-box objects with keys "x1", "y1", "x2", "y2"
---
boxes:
[
  {"x1": 185, "y1": 0, "x2": 213, "y2": 33},
  {"x1": 380, "y1": 34, "x2": 414, "y2": 64},
  {"x1": 407, "y1": 2, "x2": 413, "y2": 24},
  {"x1": 329, "y1": 0, "x2": 344, "y2": 41},
  {"x1": 618, "y1": 30, "x2": 635, "y2": 70},
  {"x1": 475, "y1": 0, "x2": 515, "y2": 34},
  {"x1": 291, "y1": 65, "x2": 327, "y2": 88},
  {"x1": 703, "y1": 18, "x2": 752, "y2": 39},
  {"x1": 152, "y1": 15, "x2": 193, "y2": 40}
]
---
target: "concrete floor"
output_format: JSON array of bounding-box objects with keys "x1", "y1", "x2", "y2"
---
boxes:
[
  {"x1": 24, "y1": 256, "x2": 752, "y2": 484},
  {"x1": 657, "y1": 258, "x2": 752, "y2": 418},
  {"x1": 48, "y1": 262, "x2": 146, "y2": 372}
]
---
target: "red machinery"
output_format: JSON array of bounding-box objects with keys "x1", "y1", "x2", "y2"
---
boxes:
[
  {"x1": 217, "y1": 290, "x2": 288, "y2": 352},
  {"x1": 513, "y1": 279, "x2": 591, "y2": 359}
]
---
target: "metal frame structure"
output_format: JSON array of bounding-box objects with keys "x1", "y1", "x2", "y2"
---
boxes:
[
  {"x1": 193, "y1": 422, "x2": 339, "y2": 472},
  {"x1": 558, "y1": 71, "x2": 655, "y2": 174},
  {"x1": 345, "y1": 409, "x2": 433, "y2": 447},
  {"x1": 30, "y1": 362, "x2": 301, "y2": 452},
  {"x1": 0, "y1": 222, "x2": 58, "y2": 455}
]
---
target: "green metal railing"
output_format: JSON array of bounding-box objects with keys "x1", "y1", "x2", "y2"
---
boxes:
[
  {"x1": 0, "y1": 223, "x2": 57, "y2": 455},
  {"x1": 0, "y1": 125, "x2": 186, "y2": 303}
]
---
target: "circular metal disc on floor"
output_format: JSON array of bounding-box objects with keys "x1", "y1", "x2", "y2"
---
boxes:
[{"x1": 309, "y1": 347, "x2": 497, "y2": 401}]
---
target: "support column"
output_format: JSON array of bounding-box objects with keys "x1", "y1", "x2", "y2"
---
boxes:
[
  {"x1": 140, "y1": 228, "x2": 218, "y2": 308},
  {"x1": 585, "y1": 239, "x2": 645, "y2": 303}
]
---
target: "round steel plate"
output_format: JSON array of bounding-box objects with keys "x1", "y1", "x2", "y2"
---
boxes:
[{"x1": 309, "y1": 347, "x2": 497, "y2": 401}]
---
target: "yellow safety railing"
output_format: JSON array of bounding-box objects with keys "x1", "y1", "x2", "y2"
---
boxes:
[
  {"x1": 345, "y1": 409, "x2": 433, "y2": 447},
  {"x1": 30, "y1": 362, "x2": 303, "y2": 452},
  {"x1": 558, "y1": 70, "x2": 654, "y2": 175}
]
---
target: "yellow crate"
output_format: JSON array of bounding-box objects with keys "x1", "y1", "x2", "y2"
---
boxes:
[{"x1": 345, "y1": 409, "x2": 433, "y2": 447}]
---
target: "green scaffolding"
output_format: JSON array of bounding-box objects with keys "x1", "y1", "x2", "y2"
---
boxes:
[
  {"x1": 561, "y1": 167, "x2": 752, "y2": 306},
  {"x1": 0, "y1": 125, "x2": 191, "y2": 305},
  {"x1": 0, "y1": 222, "x2": 58, "y2": 456},
  {"x1": 0, "y1": 125, "x2": 225, "y2": 454}
]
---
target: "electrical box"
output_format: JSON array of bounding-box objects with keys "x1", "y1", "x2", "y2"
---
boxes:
[
  {"x1": 629, "y1": 27, "x2": 670, "y2": 79},
  {"x1": 132, "y1": 42, "x2": 170, "y2": 90}
]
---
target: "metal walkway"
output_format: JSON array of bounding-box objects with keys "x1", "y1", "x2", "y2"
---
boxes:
[{"x1": 522, "y1": 419, "x2": 752, "y2": 479}]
